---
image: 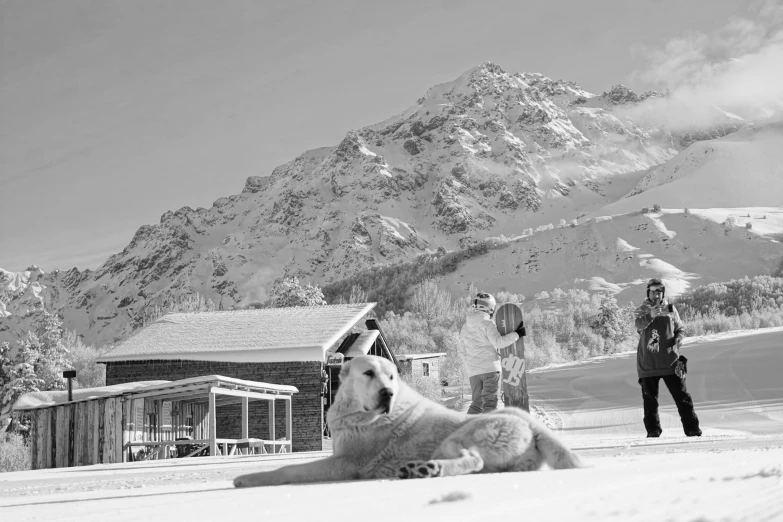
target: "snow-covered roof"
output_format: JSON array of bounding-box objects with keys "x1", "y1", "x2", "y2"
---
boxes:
[
  {"x1": 397, "y1": 352, "x2": 446, "y2": 361},
  {"x1": 343, "y1": 330, "x2": 380, "y2": 358},
  {"x1": 96, "y1": 303, "x2": 376, "y2": 363},
  {"x1": 12, "y1": 381, "x2": 169, "y2": 411},
  {"x1": 12, "y1": 375, "x2": 299, "y2": 411}
]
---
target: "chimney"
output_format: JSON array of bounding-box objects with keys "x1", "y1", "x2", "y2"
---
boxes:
[{"x1": 62, "y1": 370, "x2": 77, "y2": 401}]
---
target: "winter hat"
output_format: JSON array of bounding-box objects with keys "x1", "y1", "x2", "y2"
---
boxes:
[
  {"x1": 472, "y1": 292, "x2": 497, "y2": 314},
  {"x1": 646, "y1": 278, "x2": 666, "y2": 299}
]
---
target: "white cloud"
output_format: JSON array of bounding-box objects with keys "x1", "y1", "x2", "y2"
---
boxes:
[{"x1": 624, "y1": 0, "x2": 783, "y2": 130}]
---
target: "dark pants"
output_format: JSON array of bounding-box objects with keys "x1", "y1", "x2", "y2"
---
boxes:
[
  {"x1": 639, "y1": 374, "x2": 701, "y2": 435},
  {"x1": 468, "y1": 372, "x2": 500, "y2": 415}
]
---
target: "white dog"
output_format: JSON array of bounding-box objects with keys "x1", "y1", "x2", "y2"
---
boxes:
[{"x1": 234, "y1": 355, "x2": 582, "y2": 487}]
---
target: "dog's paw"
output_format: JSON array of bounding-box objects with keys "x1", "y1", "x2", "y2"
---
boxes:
[
  {"x1": 397, "y1": 460, "x2": 443, "y2": 479},
  {"x1": 233, "y1": 475, "x2": 253, "y2": 488},
  {"x1": 234, "y1": 472, "x2": 272, "y2": 488}
]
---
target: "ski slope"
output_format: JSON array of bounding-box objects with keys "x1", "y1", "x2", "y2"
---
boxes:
[
  {"x1": 1, "y1": 329, "x2": 782, "y2": 522},
  {"x1": 529, "y1": 327, "x2": 783, "y2": 441}
]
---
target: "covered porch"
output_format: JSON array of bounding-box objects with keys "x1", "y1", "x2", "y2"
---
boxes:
[
  {"x1": 124, "y1": 375, "x2": 298, "y2": 461},
  {"x1": 13, "y1": 375, "x2": 298, "y2": 469}
]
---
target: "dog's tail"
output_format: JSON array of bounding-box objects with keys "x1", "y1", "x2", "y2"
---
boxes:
[{"x1": 533, "y1": 422, "x2": 583, "y2": 470}]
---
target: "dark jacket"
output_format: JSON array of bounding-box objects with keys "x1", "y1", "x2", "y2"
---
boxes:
[{"x1": 635, "y1": 298, "x2": 685, "y2": 378}]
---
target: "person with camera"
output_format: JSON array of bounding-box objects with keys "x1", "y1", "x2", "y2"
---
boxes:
[
  {"x1": 634, "y1": 278, "x2": 702, "y2": 438},
  {"x1": 459, "y1": 292, "x2": 526, "y2": 415}
]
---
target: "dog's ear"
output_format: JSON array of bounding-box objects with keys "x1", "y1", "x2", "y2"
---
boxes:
[{"x1": 338, "y1": 360, "x2": 353, "y2": 383}]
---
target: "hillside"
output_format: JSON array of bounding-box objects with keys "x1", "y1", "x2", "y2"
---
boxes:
[
  {"x1": 435, "y1": 207, "x2": 782, "y2": 305},
  {"x1": 595, "y1": 124, "x2": 783, "y2": 215}
]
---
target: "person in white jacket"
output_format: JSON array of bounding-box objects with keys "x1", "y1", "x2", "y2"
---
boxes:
[{"x1": 459, "y1": 293, "x2": 526, "y2": 414}]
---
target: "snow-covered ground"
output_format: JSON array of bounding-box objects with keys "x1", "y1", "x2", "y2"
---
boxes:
[{"x1": 2, "y1": 329, "x2": 782, "y2": 521}]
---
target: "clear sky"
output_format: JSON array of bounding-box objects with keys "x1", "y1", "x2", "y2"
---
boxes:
[{"x1": 0, "y1": 0, "x2": 766, "y2": 271}]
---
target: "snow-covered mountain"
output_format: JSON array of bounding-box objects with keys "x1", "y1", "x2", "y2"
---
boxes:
[{"x1": 1, "y1": 63, "x2": 779, "y2": 348}]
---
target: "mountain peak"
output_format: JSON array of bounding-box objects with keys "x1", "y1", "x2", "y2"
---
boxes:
[{"x1": 3, "y1": 62, "x2": 767, "y2": 349}]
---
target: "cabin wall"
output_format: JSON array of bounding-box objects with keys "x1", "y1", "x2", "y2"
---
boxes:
[
  {"x1": 105, "y1": 360, "x2": 323, "y2": 452},
  {"x1": 399, "y1": 358, "x2": 442, "y2": 381},
  {"x1": 27, "y1": 397, "x2": 124, "y2": 470},
  {"x1": 412, "y1": 358, "x2": 441, "y2": 381}
]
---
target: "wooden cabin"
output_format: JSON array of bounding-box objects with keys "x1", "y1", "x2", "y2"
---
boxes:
[
  {"x1": 13, "y1": 376, "x2": 297, "y2": 470},
  {"x1": 96, "y1": 303, "x2": 394, "y2": 453},
  {"x1": 397, "y1": 352, "x2": 446, "y2": 382}
]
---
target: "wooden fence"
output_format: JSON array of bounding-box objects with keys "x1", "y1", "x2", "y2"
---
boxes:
[{"x1": 29, "y1": 397, "x2": 123, "y2": 470}]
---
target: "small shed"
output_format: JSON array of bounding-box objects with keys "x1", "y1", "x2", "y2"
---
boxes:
[
  {"x1": 96, "y1": 303, "x2": 394, "y2": 452},
  {"x1": 12, "y1": 376, "x2": 297, "y2": 470},
  {"x1": 397, "y1": 353, "x2": 446, "y2": 382}
]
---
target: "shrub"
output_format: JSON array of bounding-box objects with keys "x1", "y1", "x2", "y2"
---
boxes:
[
  {"x1": 401, "y1": 372, "x2": 442, "y2": 402},
  {"x1": 641, "y1": 207, "x2": 650, "y2": 214},
  {"x1": 745, "y1": 222, "x2": 753, "y2": 230},
  {"x1": 652, "y1": 203, "x2": 661, "y2": 212},
  {"x1": 64, "y1": 333, "x2": 107, "y2": 389},
  {"x1": 0, "y1": 432, "x2": 31, "y2": 472},
  {"x1": 272, "y1": 276, "x2": 327, "y2": 307}
]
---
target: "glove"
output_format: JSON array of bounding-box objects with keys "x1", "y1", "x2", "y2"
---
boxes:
[
  {"x1": 674, "y1": 355, "x2": 688, "y2": 378},
  {"x1": 514, "y1": 323, "x2": 526, "y2": 338}
]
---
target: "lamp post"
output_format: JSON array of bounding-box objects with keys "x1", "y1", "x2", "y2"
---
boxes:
[{"x1": 63, "y1": 370, "x2": 76, "y2": 401}]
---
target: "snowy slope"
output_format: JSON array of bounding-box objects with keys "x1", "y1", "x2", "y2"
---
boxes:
[
  {"x1": 529, "y1": 328, "x2": 783, "y2": 439},
  {"x1": 595, "y1": 124, "x2": 783, "y2": 215},
  {"x1": 1, "y1": 329, "x2": 782, "y2": 522},
  {"x1": 437, "y1": 208, "x2": 782, "y2": 304}
]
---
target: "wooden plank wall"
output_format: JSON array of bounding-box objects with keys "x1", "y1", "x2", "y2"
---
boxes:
[
  {"x1": 103, "y1": 398, "x2": 113, "y2": 464},
  {"x1": 29, "y1": 396, "x2": 126, "y2": 469},
  {"x1": 55, "y1": 405, "x2": 69, "y2": 468},
  {"x1": 29, "y1": 410, "x2": 38, "y2": 470}
]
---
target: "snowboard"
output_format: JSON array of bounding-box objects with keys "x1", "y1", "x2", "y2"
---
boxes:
[{"x1": 493, "y1": 302, "x2": 529, "y2": 411}]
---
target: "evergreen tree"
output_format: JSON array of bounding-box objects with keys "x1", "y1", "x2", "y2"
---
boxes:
[
  {"x1": 1, "y1": 333, "x2": 45, "y2": 431},
  {"x1": 0, "y1": 342, "x2": 11, "y2": 391},
  {"x1": 33, "y1": 313, "x2": 70, "y2": 391},
  {"x1": 773, "y1": 256, "x2": 783, "y2": 278},
  {"x1": 591, "y1": 295, "x2": 627, "y2": 343}
]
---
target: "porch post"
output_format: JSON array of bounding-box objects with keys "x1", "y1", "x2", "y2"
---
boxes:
[
  {"x1": 268, "y1": 399, "x2": 275, "y2": 452},
  {"x1": 208, "y1": 391, "x2": 217, "y2": 457}
]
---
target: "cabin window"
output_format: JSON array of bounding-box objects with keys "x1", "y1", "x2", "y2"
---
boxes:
[{"x1": 422, "y1": 362, "x2": 430, "y2": 377}]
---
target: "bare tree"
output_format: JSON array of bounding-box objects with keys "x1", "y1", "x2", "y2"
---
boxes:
[
  {"x1": 348, "y1": 285, "x2": 367, "y2": 304},
  {"x1": 410, "y1": 279, "x2": 452, "y2": 336}
]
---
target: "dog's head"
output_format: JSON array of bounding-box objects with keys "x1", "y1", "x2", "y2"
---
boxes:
[{"x1": 337, "y1": 355, "x2": 399, "y2": 415}]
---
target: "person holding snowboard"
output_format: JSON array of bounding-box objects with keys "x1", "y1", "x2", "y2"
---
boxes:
[
  {"x1": 459, "y1": 292, "x2": 526, "y2": 415},
  {"x1": 634, "y1": 278, "x2": 701, "y2": 437}
]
